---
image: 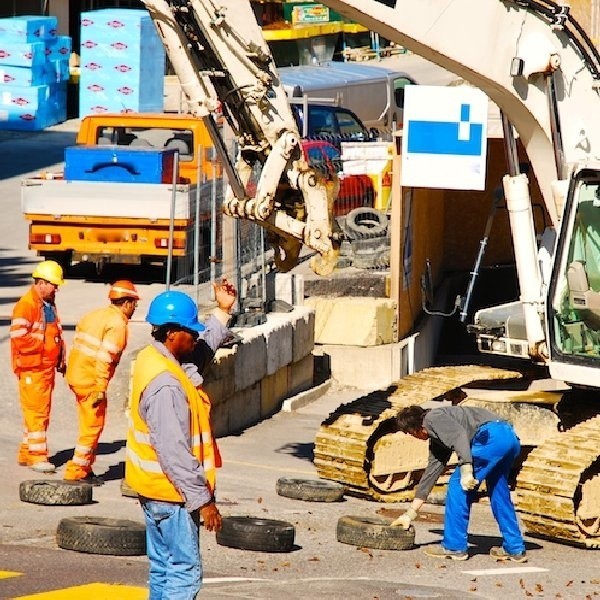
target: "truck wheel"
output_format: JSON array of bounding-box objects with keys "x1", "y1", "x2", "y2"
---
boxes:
[
  {"x1": 276, "y1": 477, "x2": 345, "y2": 502},
  {"x1": 56, "y1": 516, "x2": 146, "y2": 556},
  {"x1": 345, "y1": 208, "x2": 388, "y2": 239},
  {"x1": 336, "y1": 515, "x2": 415, "y2": 550},
  {"x1": 216, "y1": 516, "x2": 295, "y2": 552},
  {"x1": 19, "y1": 480, "x2": 92, "y2": 506}
]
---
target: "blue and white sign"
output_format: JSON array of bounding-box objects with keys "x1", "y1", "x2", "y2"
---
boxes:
[{"x1": 401, "y1": 85, "x2": 488, "y2": 190}]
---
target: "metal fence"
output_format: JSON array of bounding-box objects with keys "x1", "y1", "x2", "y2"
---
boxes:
[{"x1": 167, "y1": 141, "x2": 390, "y2": 319}]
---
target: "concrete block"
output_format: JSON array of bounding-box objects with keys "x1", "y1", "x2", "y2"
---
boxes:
[
  {"x1": 289, "y1": 353, "x2": 314, "y2": 396},
  {"x1": 233, "y1": 329, "x2": 266, "y2": 391},
  {"x1": 291, "y1": 307, "x2": 315, "y2": 363},
  {"x1": 203, "y1": 375, "x2": 235, "y2": 410},
  {"x1": 254, "y1": 314, "x2": 293, "y2": 376},
  {"x1": 305, "y1": 297, "x2": 396, "y2": 346},
  {"x1": 316, "y1": 342, "x2": 407, "y2": 389},
  {"x1": 227, "y1": 382, "x2": 261, "y2": 433},
  {"x1": 260, "y1": 366, "x2": 290, "y2": 417},
  {"x1": 203, "y1": 346, "x2": 237, "y2": 384}
]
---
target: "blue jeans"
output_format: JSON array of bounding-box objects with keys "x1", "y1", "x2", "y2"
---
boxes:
[
  {"x1": 141, "y1": 499, "x2": 202, "y2": 600},
  {"x1": 442, "y1": 420, "x2": 525, "y2": 555}
]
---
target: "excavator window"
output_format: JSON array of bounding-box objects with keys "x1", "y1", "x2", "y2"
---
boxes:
[{"x1": 552, "y1": 181, "x2": 600, "y2": 356}]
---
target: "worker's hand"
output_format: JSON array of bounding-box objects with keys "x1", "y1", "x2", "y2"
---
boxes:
[
  {"x1": 391, "y1": 507, "x2": 418, "y2": 529},
  {"x1": 213, "y1": 278, "x2": 237, "y2": 314},
  {"x1": 200, "y1": 501, "x2": 222, "y2": 532},
  {"x1": 459, "y1": 464, "x2": 479, "y2": 491}
]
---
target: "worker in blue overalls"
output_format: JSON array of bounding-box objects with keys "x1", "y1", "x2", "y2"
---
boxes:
[{"x1": 392, "y1": 405, "x2": 527, "y2": 562}]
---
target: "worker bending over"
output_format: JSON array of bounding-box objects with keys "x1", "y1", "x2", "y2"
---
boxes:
[
  {"x1": 393, "y1": 405, "x2": 527, "y2": 563},
  {"x1": 64, "y1": 280, "x2": 140, "y2": 485}
]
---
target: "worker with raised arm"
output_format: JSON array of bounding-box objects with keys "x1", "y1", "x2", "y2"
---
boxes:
[
  {"x1": 63, "y1": 280, "x2": 140, "y2": 485},
  {"x1": 10, "y1": 260, "x2": 66, "y2": 474},
  {"x1": 125, "y1": 290, "x2": 224, "y2": 599},
  {"x1": 393, "y1": 405, "x2": 527, "y2": 563}
]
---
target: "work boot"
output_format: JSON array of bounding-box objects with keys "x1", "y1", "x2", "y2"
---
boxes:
[
  {"x1": 30, "y1": 461, "x2": 56, "y2": 474},
  {"x1": 63, "y1": 472, "x2": 104, "y2": 487},
  {"x1": 424, "y1": 545, "x2": 468, "y2": 561},
  {"x1": 490, "y1": 546, "x2": 527, "y2": 563}
]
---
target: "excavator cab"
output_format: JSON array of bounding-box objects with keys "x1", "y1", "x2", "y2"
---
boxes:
[{"x1": 548, "y1": 167, "x2": 600, "y2": 367}]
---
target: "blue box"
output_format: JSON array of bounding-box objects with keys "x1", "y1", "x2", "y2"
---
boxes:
[
  {"x1": 0, "y1": 64, "x2": 49, "y2": 86},
  {"x1": 0, "y1": 41, "x2": 46, "y2": 67},
  {"x1": 0, "y1": 16, "x2": 57, "y2": 42},
  {"x1": 64, "y1": 146, "x2": 177, "y2": 184}
]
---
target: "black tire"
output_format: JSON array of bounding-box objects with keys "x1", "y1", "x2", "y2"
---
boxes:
[
  {"x1": 276, "y1": 478, "x2": 345, "y2": 502},
  {"x1": 216, "y1": 516, "x2": 295, "y2": 553},
  {"x1": 120, "y1": 479, "x2": 138, "y2": 499},
  {"x1": 345, "y1": 207, "x2": 388, "y2": 239},
  {"x1": 19, "y1": 480, "x2": 93, "y2": 506},
  {"x1": 336, "y1": 515, "x2": 415, "y2": 550},
  {"x1": 56, "y1": 516, "x2": 146, "y2": 556}
]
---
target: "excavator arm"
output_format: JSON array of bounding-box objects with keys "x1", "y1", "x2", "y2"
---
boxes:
[{"x1": 141, "y1": 0, "x2": 340, "y2": 275}]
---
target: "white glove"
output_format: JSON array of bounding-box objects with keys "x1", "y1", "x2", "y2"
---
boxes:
[
  {"x1": 460, "y1": 464, "x2": 479, "y2": 491},
  {"x1": 391, "y1": 507, "x2": 418, "y2": 529}
]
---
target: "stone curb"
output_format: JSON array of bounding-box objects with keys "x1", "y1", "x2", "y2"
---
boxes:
[{"x1": 280, "y1": 378, "x2": 333, "y2": 412}]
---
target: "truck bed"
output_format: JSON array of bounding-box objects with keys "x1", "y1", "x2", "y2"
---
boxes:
[{"x1": 21, "y1": 179, "x2": 197, "y2": 221}]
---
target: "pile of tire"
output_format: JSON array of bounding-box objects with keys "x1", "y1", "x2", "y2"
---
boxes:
[{"x1": 338, "y1": 207, "x2": 390, "y2": 270}]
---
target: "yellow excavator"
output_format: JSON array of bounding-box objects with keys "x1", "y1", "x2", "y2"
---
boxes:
[{"x1": 140, "y1": 0, "x2": 600, "y2": 547}]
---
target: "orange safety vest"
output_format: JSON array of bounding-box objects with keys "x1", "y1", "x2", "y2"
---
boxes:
[
  {"x1": 126, "y1": 345, "x2": 220, "y2": 502},
  {"x1": 10, "y1": 286, "x2": 63, "y2": 374},
  {"x1": 66, "y1": 304, "x2": 128, "y2": 393}
]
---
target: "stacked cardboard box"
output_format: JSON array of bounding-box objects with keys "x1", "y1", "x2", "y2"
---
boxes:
[
  {"x1": 0, "y1": 15, "x2": 70, "y2": 131},
  {"x1": 79, "y1": 9, "x2": 165, "y2": 117}
]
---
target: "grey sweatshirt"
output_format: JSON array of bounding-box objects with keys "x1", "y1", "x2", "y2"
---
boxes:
[
  {"x1": 414, "y1": 405, "x2": 502, "y2": 500},
  {"x1": 138, "y1": 315, "x2": 229, "y2": 512}
]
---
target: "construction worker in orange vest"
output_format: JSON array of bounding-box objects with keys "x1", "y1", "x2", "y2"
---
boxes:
[
  {"x1": 63, "y1": 280, "x2": 140, "y2": 485},
  {"x1": 10, "y1": 260, "x2": 66, "y2": 474}
]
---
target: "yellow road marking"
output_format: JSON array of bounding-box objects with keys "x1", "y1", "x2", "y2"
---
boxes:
[
  {"x1": 14, "y1": 583, "x2": 147, "y2": 599},
  {"x1": 0, "y1": 571, "x2": 21, "y2": 580}
]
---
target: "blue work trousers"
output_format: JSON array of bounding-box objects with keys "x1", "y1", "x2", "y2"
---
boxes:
[
  {"x1": 442, "y1": 420, "x2": 525, "y2": 555},
  {"x1": 141, "y1": 499, "x2": 202, "y2": 600}
]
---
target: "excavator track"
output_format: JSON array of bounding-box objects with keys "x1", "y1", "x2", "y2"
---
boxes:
[
  {"x1": 515, "y1": 415, "x2": 600, "y2": 548},
  {"x1": 314, "y1": 365, "x2": 522, "y2": 502}
]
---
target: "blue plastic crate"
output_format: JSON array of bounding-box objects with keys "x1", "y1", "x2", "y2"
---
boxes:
[{"x1": 64, "y1": 146, "x2": 178, "y2": 184}]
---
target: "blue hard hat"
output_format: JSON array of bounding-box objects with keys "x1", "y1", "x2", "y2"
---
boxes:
[{"x1": 146, "y1": 291, "x2": 206, "y2": 332}]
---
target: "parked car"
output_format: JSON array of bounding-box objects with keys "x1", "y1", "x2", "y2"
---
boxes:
[
  {"x1": 301, "y1": 139, "x2": 374, "y2": 217},
  {"x1": 291, "y1": 103, "x2": 374, "y2": 147}
]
